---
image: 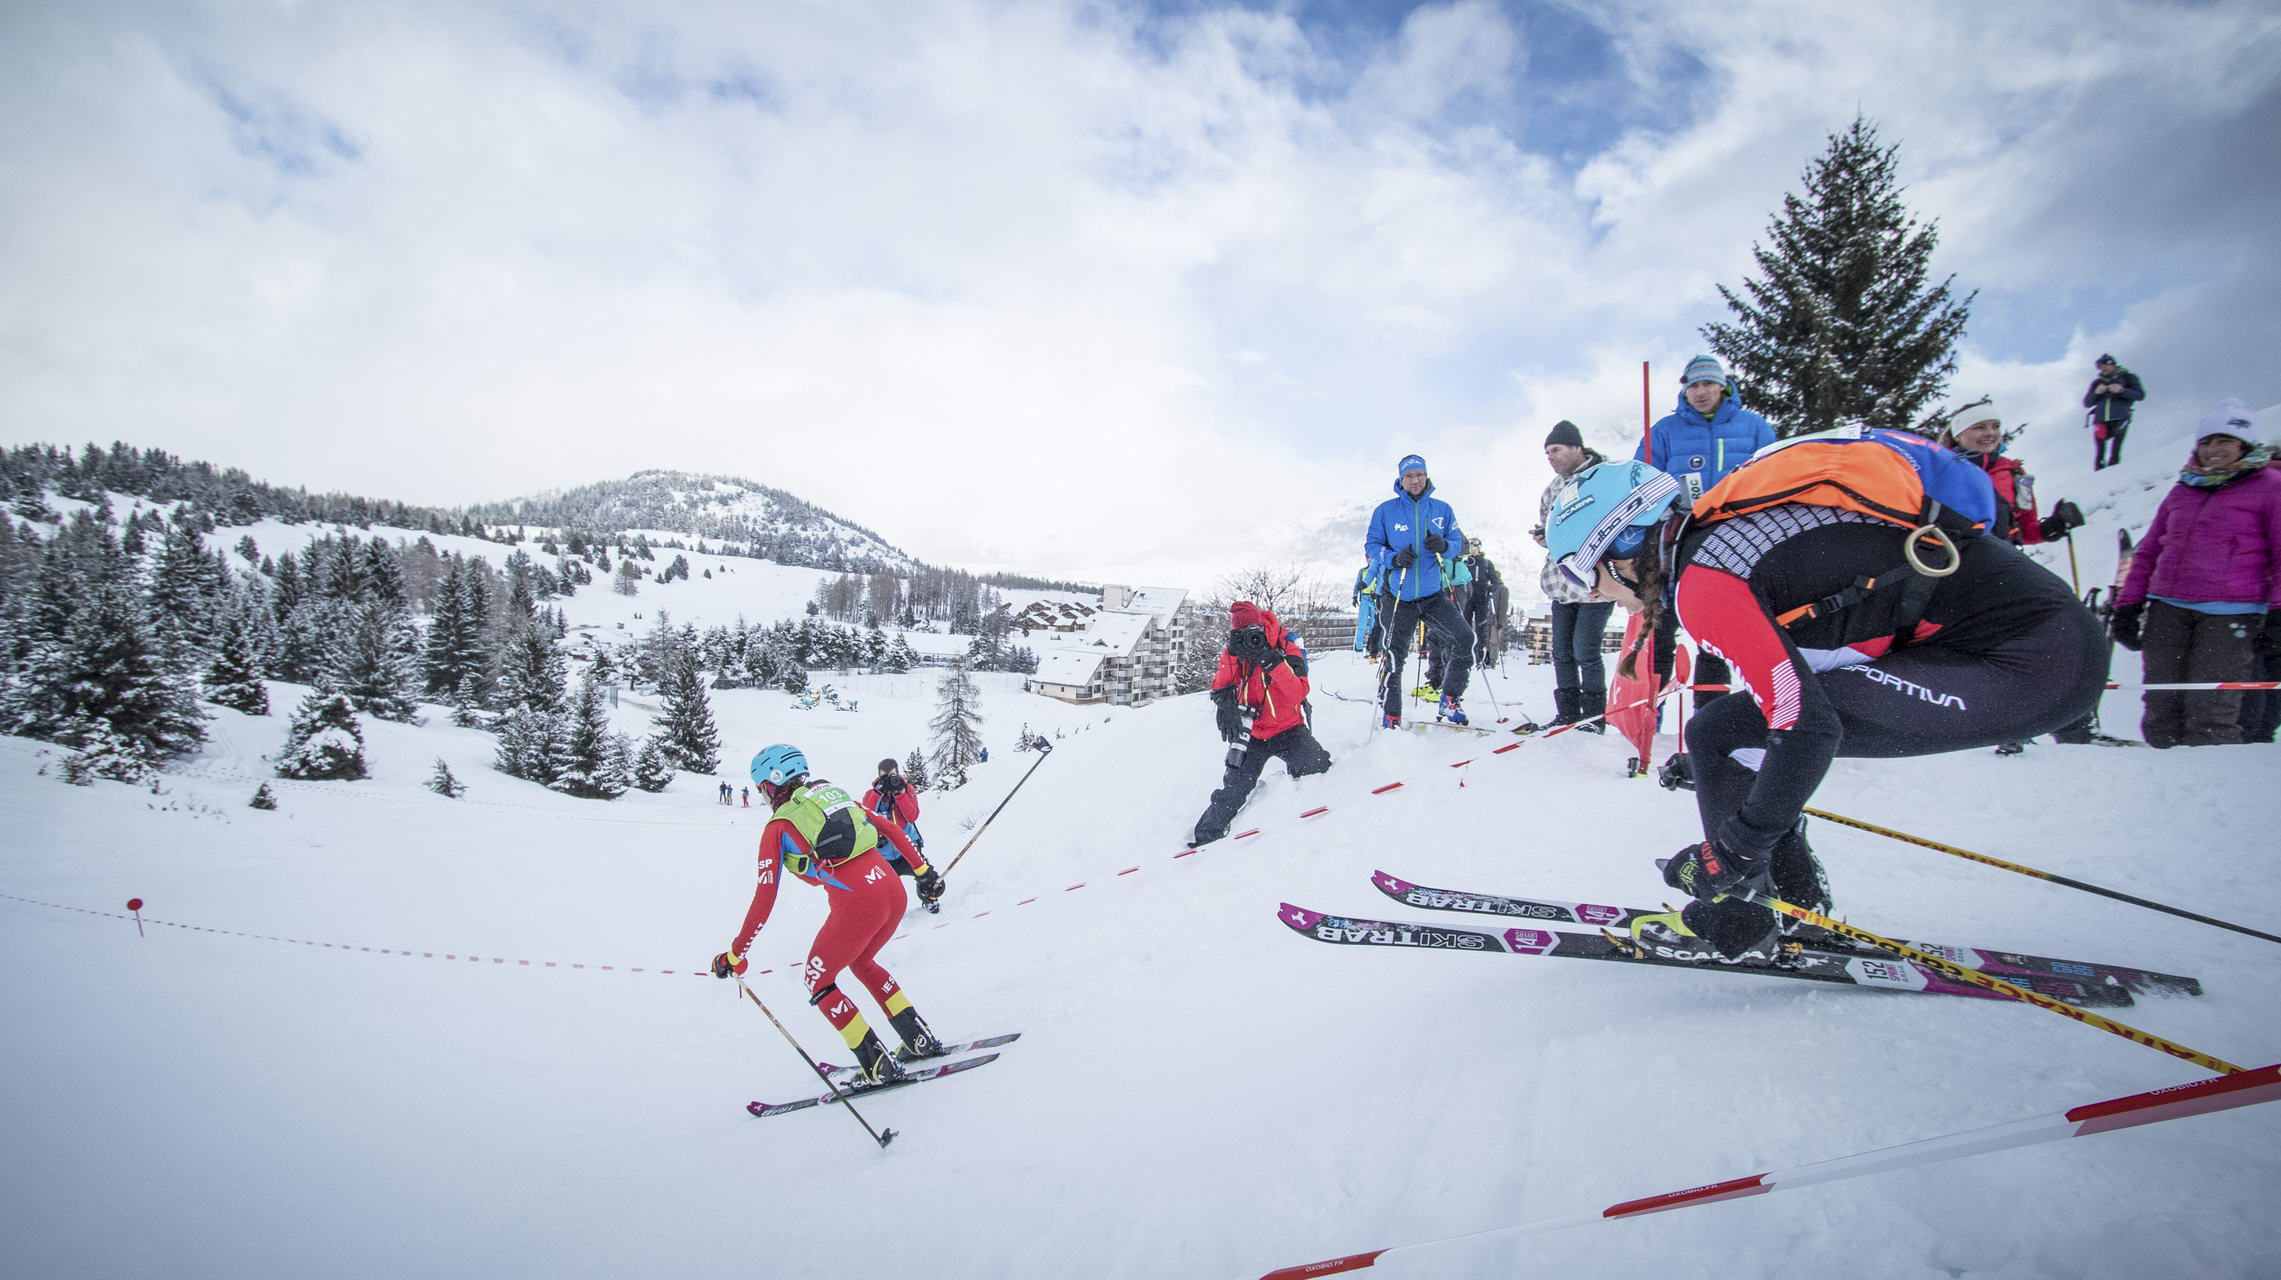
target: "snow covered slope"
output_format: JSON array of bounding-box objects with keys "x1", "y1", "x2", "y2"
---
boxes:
[{"x1": 5, "y1": 649, "x2": 2278, "y2": 1279}]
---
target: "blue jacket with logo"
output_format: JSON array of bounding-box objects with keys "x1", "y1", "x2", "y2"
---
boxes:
[
  {"x1": 1635, "y1": 388, "x2": 1776, "y2": 501},
  {"x1": 1367, "y1": 479, "x2": 1466, "y2": 603}
]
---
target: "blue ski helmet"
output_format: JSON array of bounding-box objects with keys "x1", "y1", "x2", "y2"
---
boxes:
[
  {"x1": 749, "y1": 743, "x2": 810, "y2": 789},
  {"x1": 1543, "y1": 460, "x2": 1684, "y2": 591}
]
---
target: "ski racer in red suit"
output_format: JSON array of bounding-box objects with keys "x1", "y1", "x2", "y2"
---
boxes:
[
  {"x1": 711, "y1": 744, "x2": 949, "y2": 1085},
  {"x1": 1542, "y1": 448, "x2": 2103, "y2": 962},
  {"x1": 1188, "y1": 601, "x2": 1333, "y2": 846}
]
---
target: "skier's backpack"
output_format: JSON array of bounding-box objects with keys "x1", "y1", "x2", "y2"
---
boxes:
[
  {"x1": 1691, "y1": 425, "x2": 1999, "y2": 632},
  {"x1": 1444, "y1": 555, "x2": 1474, "y2": 588}
]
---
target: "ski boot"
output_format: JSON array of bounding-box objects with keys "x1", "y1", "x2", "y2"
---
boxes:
[
  {"x1": 1382, "y1": 713, "x2": 1402, "y2": 730},
  {"x1": 889, "y1": 1006, "x2": 947, "y2": 1060},
  {"x1": 1411, "y1": 684, "x2": 1441, "y2": 701},
  {"x1": 847, "y1": 1029, "x2": 912, "y2": 1088},
  {"x1": 1438, "y1": 694, "x2": 1468, "y2": 726},
  {"x1": 1769, "y1": 822, "x2": 1839, "y2": 947},
  {"x1": 1546, "y1": 687, "x2": 1582, "y2": 728},
  {"x1": 1993, "y1": 741, "x2": 2025, "y2": 756},
  {"x1": 1616, "y1": 907, "x2": 1789, "y2": 966}
]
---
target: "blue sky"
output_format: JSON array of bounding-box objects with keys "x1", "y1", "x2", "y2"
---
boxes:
[{"x1": 2, "y1": 0, "x2": 2277, "y2": 589}]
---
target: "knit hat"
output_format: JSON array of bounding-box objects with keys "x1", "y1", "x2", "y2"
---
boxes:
[
  {"x1": 1396, "y1": 454, "x2": 1428, "y2": 477},
  {"x1": 2196, "y1": 398, "x2": 2259, "y2": 447},
  {"x1": 1680, "y1": 354, "x2": 1727, "y2": 387},
  {"x1": 1229, "y1": 600, "x2": 1264, "y2": 630},
  {"x1": 2095, "y1": 353, "x2": 2117, "y2": 366},
  {"x1": 1544, "y1": 419, "x2": 1584, "y2": 449}
]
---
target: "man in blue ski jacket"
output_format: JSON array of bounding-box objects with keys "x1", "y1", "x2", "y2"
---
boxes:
[
  {"x1": 1365, "y1": 454, "x2": 1475, "y2": 727},
  {"x1": 1634, "y1": 354, "x2": 1775, "y2": 709}
]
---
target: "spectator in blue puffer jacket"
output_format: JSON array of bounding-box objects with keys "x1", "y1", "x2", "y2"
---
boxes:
[
  {"x1": 1634, "y1": 353, "x2": 1775, "y2": 709},
  {"x1": 1365, "y1": 454, "x2": 1475, "y2": 727}
]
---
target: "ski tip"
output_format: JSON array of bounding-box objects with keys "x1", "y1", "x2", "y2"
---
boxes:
[
  {"x1": 1370, "y1": 870, "x2": 1413, "y2": 894},
  {"x1": 1279, "y1": 903, "x2": 1324, "y2": 932}
]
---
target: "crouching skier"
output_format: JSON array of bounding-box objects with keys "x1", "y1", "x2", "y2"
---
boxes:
[
  {"x1": 712, "y1": 743, "x2": 950, "y2": 1086},
  {"x1": 1188, "y1": 601, "x2": 1332, "y2": 846},
  {"x1": 1540, "y1": 439, "x2": 2103, "y2": 963}
]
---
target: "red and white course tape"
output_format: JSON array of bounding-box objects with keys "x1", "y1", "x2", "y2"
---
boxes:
[{"x1": 1251, "y1": 1065, "x2": 2281, "y2": 1279}]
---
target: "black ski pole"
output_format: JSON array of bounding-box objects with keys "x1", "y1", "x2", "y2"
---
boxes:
[
  {"x1": 737, "y1": 979, "x2": 896, "y2": 1149},
  {"x1": 934, "y1": 740, "x2": 1055, "y2": 909}
]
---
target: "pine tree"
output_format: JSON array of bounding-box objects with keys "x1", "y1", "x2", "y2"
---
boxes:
[
  {"x1": 652, "y1": 646, "x2": 720, "y2": 775},
  {"x1": 423, "y1": 558, "x2": 487, "y2": 700},
  {"x1": 427, "y1": 757, "x2": 467, "y2": 798},
  {"x1": 902, "y1": 746, "x2": 930, "y2": 791},
  {"x1": 249, "y1": 781, "x2": 279, "y2": 809},
  {"x1": 276, "y1": 690, "x2": 367, "y2": 780},
  {"x1": 323, "y1": 600, "x2": 425, "y2": 723},
  {"x1": 927, "y1": 661, "x2": 985, "y2": 788},
  {"x1": 204, "y1": 593, "x2": 271, "y2": 715},
  {"x1": 629, "y1": 734, "x2": 675, "y2": 792},
  {"x1": 15, "y1": 518, "x2": 207, "y2": 764},
  {"x1": 495, "y1": 619, "x2": 567, "y2": 718},
  {"x1": 1702, "y1": 115, "x2": 1975, "y2": 438},
  {"x1": 492, "y1": 707, "x2": 562, "y2": 783},
  {"x1": 550, "y1": 668, "x2": 630, "y2": 799}
]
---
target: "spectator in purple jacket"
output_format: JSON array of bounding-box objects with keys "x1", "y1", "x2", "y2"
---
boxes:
[{"x1": 2110, "y1": 400, "x2": 2281, "y2": 746}]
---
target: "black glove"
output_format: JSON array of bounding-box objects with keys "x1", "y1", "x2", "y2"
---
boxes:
[
  {"x1": 2110, "y1": 602, "x2": 2144, "y2": 652},
  {"x1": 1655, "y1": 752, "x2": 1694, "y2": 792},
  {"x1": 1392, "y1": 547, "x2": 1418, "y2": 570},
  {"x1": 1661, "y1": 839, "x2": 1770, "y2": 904},
  {"x1": 914, "y1": 868, "x2": 945, "y2": 905},
  {"x1": 2037, "y1": 500, "x2": 2085, "y2": 543},
  {"x1": 1423, "y1": 533, "x2": 1447, "y2": 554},
  {"x1": 1215, "y1": 700, "x2": 1244, "y2": 741},
  {"x1": 2262, "y1": 609, "x2": 2281, "y2": 658}
]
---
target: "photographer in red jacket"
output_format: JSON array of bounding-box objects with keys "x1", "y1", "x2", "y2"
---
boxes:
[{"x1": 1188, "y1": 601, "x2": 1333, "y2": 846}]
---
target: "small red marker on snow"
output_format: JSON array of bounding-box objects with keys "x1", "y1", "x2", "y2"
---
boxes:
[{"x1": 126, "y1": 898, "x2": 144, "y2": 937}]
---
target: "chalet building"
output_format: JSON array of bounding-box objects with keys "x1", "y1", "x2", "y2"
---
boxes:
[{"x1": 1024, "y1": 584, "x2": 1188, "y2": 706}]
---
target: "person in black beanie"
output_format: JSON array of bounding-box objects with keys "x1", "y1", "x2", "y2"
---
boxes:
[{"x1": 1531, "y1": 420, "x2": 1613, "y2": 729}]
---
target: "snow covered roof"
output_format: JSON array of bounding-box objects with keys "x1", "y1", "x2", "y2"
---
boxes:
[
  {"x1": 1031, "y1": 650, "x2": 1104, "y2": 687},
  {"x1": 1121, "y1": 587, "x2": 1187, "y2": 618}
]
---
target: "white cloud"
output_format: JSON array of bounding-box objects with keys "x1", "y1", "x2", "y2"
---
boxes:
[{"x1": 1, "y1": 0, "x2": 2275, "y2": 594}]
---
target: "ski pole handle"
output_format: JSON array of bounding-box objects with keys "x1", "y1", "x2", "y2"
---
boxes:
[{"x1": 1749, "y1": 893, "x2": 2245, "y2": 1077}]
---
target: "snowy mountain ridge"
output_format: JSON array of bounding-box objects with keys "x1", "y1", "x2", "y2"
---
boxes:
[{"x1": 466, "y1": 469, "x2": 921, "y2": 576}]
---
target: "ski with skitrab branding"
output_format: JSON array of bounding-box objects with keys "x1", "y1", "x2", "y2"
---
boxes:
[
  {"x1": 748, "y1": 1048, "x2": 1008, "y2": 1119},
  {"x1": 1368, "y1": 871, "x2": 2203, "y2": 999},
  {"x1": 812, "y1": 1032, "x2": 1023, "y2": 1083},
  {"x1": 1277, "y1": 903, "x2": 2138, "y2": 1008}
]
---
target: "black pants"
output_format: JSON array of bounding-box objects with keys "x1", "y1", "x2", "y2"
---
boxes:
[
  {"x1": 2140, "y1": 601, "x2": 2258, "y2": 747},
  {"x1": 2242, "y1": 642, "x2": 2281, "y2": 745},
  {"x1": 1682, "y1": 596, "x2": 2106, "y2": 950},
  {"x1": 1191, "y1": 726, "x2": 1333, "y2": 844},
  {"x1": 1378, "y1": 594, "x2": 1474, "y2": 717},
  {"x1": 2093, "y1": 420, "x2": 2129, "y2": 469}
]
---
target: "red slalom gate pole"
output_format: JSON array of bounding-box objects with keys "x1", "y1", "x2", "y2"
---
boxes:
[
  {"x1": 2106, "y1": 681, "x2": 2280, "y2": 691},
  {"x1": 1249, "y1": 1065, "x2": 2281, "y2": 1279},
  {"x1": 126, "y1": 897, "x2": 144, "y2": 937}
]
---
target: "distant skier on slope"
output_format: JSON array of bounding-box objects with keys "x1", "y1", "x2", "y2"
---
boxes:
[
  {"x1": 1543, "y1": 440, "x2": 2102, "y2": 963},
  {"x1": 1188, "y1": 602, "x2": 1331, "y2": 847},
  {"x1": 864, "y1": 757, "x2": 925, "y2": 865},
  {"x1": 712, "y1": 744, "x2": 950, "y2": 1085},
  {"x1": 1365, "y1": 454, "x2": 1475, "y2": 727}
]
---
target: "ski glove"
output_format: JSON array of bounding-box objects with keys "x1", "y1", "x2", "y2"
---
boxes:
[
  {"x1": 1392, "y1": 547, "x2": 1419, "y2": 570},
  {"x1": 2110, "y1": 602, "x2": 2145, "y2": 652},
  {"x1": 1655, "y1": 751, "x2": 1695, "y2": 792},
  {"x1": 914, "y1": 868, "x2": 946, "y2": 905},
  {"x1": 1661, "y1": 839, "x2": 1771, "y2": 904},
  {"x1": 2038, "y1": 499, "x2": 2086, "y2": 542},
  {"x1": 711, "y1": 951, "x2": 747, "y2": 979},
  {"x1": 1215, "y1": 701, "x2": 1244, "y2": 741},
  {"x1": 1423, "y1": 533, "x2": 1448, "y2": 554}
]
